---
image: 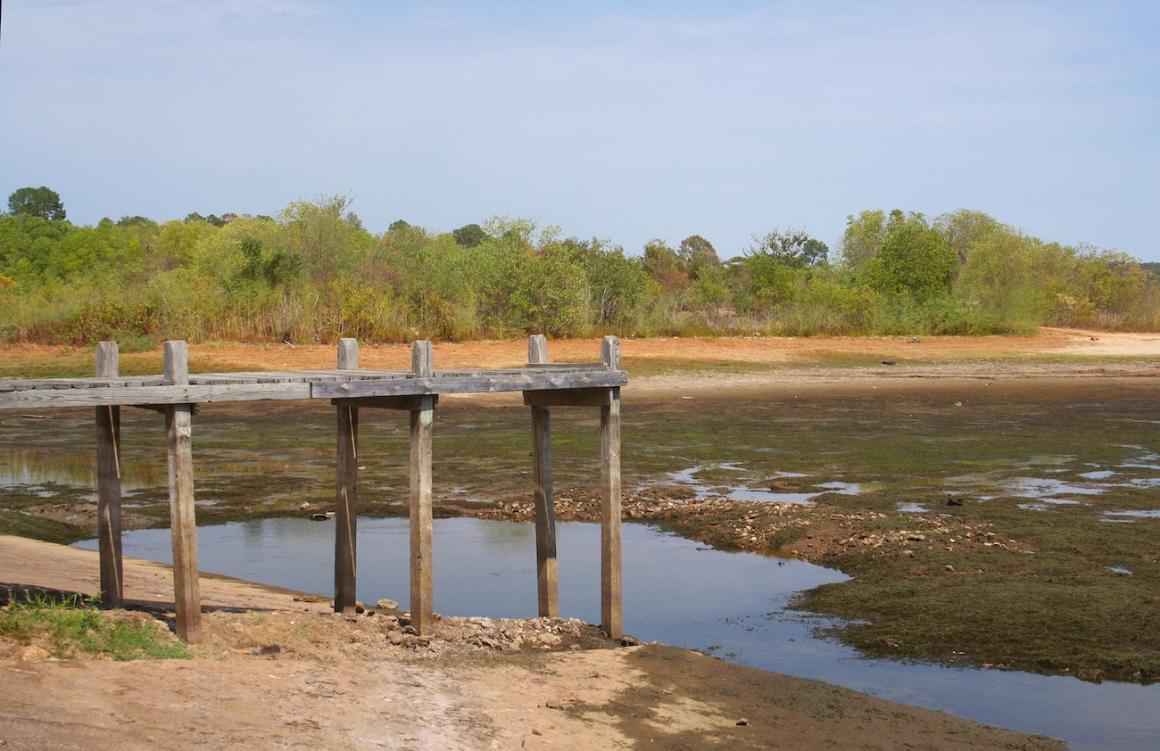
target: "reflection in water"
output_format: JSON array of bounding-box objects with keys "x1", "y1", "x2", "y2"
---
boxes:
[
  {"x1": 78, "y1": 517, "x2": 1160, "y2": 751},
  {"x1": 0, "y1": 448, "x2": 165, "y2": 490}
]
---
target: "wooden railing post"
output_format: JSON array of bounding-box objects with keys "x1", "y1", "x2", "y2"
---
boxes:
[
  {"x1": 409, "y1": 340, "x2": 435, "y2": 635},
  {"x1": 528, "y1": 335, "x2": 559, "y2": 617},
  {"x1": 95, "y1": 341, "x2": 123, "y2": 608},
  {"x1": 163, "y1": 340, "x2": 201, "y2": 643},
  {"x1": 335, "y1": 337, "x2": 359, "y2": 613},
  {"x1": 600, "y1": 336, "x2": 623, "y2": 639}
]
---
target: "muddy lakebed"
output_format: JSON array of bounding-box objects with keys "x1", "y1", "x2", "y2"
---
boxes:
[{"x1": 3, "y1": 376, "x2": 1160, "y2": 749}]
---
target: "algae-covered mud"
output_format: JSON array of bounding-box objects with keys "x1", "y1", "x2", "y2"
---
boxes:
[{"x1": 3, "y1": 377, "x2": 1159, "y2": 687}]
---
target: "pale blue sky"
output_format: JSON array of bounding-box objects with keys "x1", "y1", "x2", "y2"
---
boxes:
[{"x1": 2, "y1": 1, "x2": 1157, "y2": 259}]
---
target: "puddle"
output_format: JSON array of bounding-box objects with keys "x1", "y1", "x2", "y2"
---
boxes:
[
  {"x1": 1004, "y1": 477, "x2": 1103, "y2": 499},
  {"x1": 1113, "y1": 477, "x2": 1160, "y2": 489},
  {"x1": 1020, "y1": 499, "x2": 1088, "y2": 511},
  {"x1": 1103, "y1": 509, "x2": 1160, "y2": 519},
  {"x1": 665, "y1": 464, "x2": 866, "y2": 505},
  {"x1": 1079, "y1": 470, "x2": 1116, "y2": 480},
  {"x1": 77, "y1": 518, "x2": 1160, "y2": 751},
  {"x1": 725, "y1": 488, "x2": 818, "y2": 504},
  {"x1": 896, "y1": 502, "x2": 927, "y2": 513},
  {"x1": 817, "y1": 481, "x2": 863, "y2": 495}
]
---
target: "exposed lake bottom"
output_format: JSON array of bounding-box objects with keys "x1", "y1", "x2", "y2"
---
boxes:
[{"x1": 79, "y1": 517, "x2": 1160, "y2": 751}]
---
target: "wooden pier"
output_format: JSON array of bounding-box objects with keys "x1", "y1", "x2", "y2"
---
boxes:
[{"x1": 0, "y1": 336, "x2": 628, "y2": 641}]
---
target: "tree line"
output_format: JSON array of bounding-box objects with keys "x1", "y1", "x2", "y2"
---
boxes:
[{"x1": 1, "y1": 187, "x2": 1156, "y2": 348}]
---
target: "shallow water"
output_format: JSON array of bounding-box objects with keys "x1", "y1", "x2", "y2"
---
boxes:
[
  {"x1": 79, "y1": 517, "x2": 1160, "y2": 751},
  {"x1": 663, "y1": 464, "x2": 865, "y2": 504},
  {"x1": 1104, "y1": 509, "x2": 1160, "y2": 519}
]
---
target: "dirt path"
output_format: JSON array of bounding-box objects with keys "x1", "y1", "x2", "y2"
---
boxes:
[
  {"x1": 0, "y1": 538, "x2": 1061, "y2": 750},
  {"x1": 5, "y1": 325, "x2": 1157, "y2": 376}
]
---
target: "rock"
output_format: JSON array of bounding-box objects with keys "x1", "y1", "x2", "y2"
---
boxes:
[
  {"x1": 907, "y1": 534, "x2": 926, "y2": 542},
  {"x1": 376, "y1": 599, "x2": 399, "y2": 610},
  {"x1": 944, "y1": 564, "x2": 955, "y2": 572},
  {"x1": 470, "y1": 635, "x2": 501, "y2": 650},
  {"x1": 402, "y1": 625, "x2": 418, "y2": 636},
  {"x1": 902, "y1": 549, "x2": 915, "y2": 558},
  {"x1": 388, "y1": 631, "x2": 405, "y2": 645},
  {"x1": 736, "y1": 718, "x2": 749, "y2": 726},
  {"x1": 251, "y1": 644, "x2": 281, "y2": 657},
  {"x1": 20, "y1": 646, "x2": 49, "y2": 661},
  {"x1": 620, "y1": 635, "x2": 641, "y2": 647},
  {"x1": 310, "y1": 512, "x2": 330, "y2": 521}
]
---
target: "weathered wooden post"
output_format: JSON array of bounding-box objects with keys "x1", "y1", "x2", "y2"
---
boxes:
[
  {"x1": 409, "y1": 340, "x2": 435, "y2": 635},
  {"x1": 527, "y1": 334, "x2": 559, "y2": 617},
  {"x1": 335, "y1": 337, "x2": 359, "y2": 613},
  {"x1": 600, "y1": 336, "x2": 623, "y2": 639},
  {"x1": 163, "y1": 340, "x2": 201, "y2": 643},
  {"x1": 94, "y1": 341, "x2": 123, "y2": 608}
]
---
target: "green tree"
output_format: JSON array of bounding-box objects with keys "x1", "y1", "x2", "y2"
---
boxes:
[
  {"x1": 678, "y1": 235, "x2": 720, "y2": 278},
  {"x1": 866, "y1": 213, "x2": 956, "y2": 299},
  {"x1": 7, "y1": 187, "x2": 66, "y2": 222},
  {"x1": 278, "y1": 196, "x2": 373, "y2": 284},
  {"x1": 643, "y1": 239, "x2": 690, "y2": 290},
  {"x1": 749, "y1": 228, "x2": 828, "y2": 268},
  {"x1": 935, "y1": 209, "x2": 1005, "y2": 266},
  {"x1": 839, "y1": 210, "x2": 886, "y2": 268},
  {"x1": 452, "y1": 223, "x2": 489, "y2": 248},
  {"x1": 954, "y1": 231, "x2": 1046, "y2": 326}
]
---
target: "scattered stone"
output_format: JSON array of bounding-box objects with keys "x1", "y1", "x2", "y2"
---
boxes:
[
  {"x1": 736, "y1": 718, "x2": 749, "y2": 726},
  {"x1": 944, "y1": 564, "x2": 955, "y2": 573}
]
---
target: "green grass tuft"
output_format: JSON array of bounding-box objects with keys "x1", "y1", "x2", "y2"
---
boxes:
[{"x1": 0, "y1": 595, "x2": 190, "y2": 661}]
